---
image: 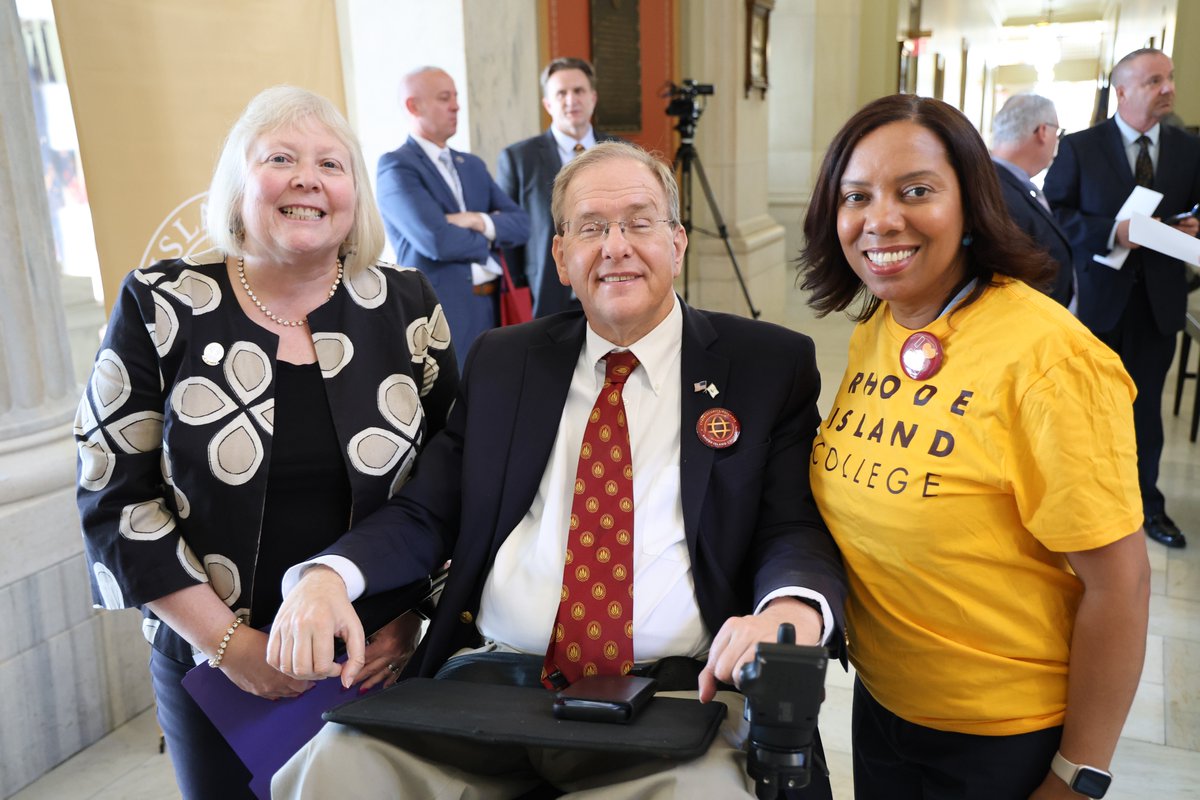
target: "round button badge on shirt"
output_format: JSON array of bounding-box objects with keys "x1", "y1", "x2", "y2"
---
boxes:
[
  {"x1": 900, "y1": 331, "x2": 945, "y2": 381},
  {"x1": 696, "y1": 407, "x2": 741, "y2": 449}
]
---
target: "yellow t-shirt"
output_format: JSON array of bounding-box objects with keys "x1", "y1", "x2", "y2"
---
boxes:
[{"x1": 811, "y1": 279, "x2": 1141, "y2": 735}]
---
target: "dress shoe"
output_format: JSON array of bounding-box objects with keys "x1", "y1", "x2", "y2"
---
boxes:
[{"x1": 1145, "y1": 514, "x2": 1187, "y2": 548}]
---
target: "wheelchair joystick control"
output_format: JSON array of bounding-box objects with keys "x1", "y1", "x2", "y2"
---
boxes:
[{"x1": 739, "y1": 623, "x2": 829, "y2": 799}]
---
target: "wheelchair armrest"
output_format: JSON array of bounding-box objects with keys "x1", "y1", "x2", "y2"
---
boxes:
[{"x1": 334, "y1": 565, "x2": 449, "y2": 655}]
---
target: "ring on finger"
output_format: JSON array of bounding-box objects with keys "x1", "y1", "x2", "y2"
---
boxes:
[{"x1": 386, "y1": 662, "x2": 400, "y2": 676}]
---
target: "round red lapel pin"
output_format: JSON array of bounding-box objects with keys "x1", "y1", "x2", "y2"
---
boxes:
[
  {"x1": 697, "y1": 407, "x2": 740, "y2": 449},
  {"x1": 900, "y1": 331, "x2": 945, "y2": 381}
]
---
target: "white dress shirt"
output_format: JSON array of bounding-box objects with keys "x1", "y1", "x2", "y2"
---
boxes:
[
  {"x1": 1114, "y1": 114, "x2": 1161, "y2": 175},
  {"x1": 1105, "y1": 115, "x2": 1162, "y2": 250},
  {"x1": 549, "y1": 125, "x2": 597, "y2": 166},
  {"x1": 412, "y1": 135, "x2": 501, "y2": 286},
  {"x1": 477, "y1": 297, "x2": 707, "y2": 659}
]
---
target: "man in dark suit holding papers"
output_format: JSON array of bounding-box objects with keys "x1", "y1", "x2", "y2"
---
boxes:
[
  {"x1": 1044, "y1": 48, "x2": 1200, "y2": 549},
  {"x1": 269, "y1": 141, "x2": 845, "y2": 798}
]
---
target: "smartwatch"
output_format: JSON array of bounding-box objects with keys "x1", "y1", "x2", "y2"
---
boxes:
[{"x1": 1051, "y1": 751, "x2": 1112, "y2": 798}]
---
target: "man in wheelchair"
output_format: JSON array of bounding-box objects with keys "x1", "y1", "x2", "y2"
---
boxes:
[{"x1": 269, "y1": 141, "x2": 846, "y2": 799}]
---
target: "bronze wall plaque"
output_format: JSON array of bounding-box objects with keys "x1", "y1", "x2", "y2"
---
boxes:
[{"x1": 590, "y1": 0, "x2": 642, "y2": 133}]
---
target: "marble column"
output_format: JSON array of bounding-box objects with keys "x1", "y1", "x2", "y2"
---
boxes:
[
  {"x1": 0, "y1": 8, "x2": 74, "y2": 445},
  {"x1": 0, "y1": 2, "x2": 149, "y2": 796},
  {"x1": 679, "y1": 0, "x2": 789, "y2": 320},
  {"x1": 1175, "y1": 1, "x2": 1200, "y2": 127},
  {"x1": 766, "y1": 0, "x2": 900, "y2": 272},
  {"x1": 460, "y1": 0, "x2": 540, "y2": 170},
  {"x1": 766, "y1": 0, "x2": 819, "y2": 262}
]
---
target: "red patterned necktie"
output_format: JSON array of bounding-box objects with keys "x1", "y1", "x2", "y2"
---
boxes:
[{"x1": 542, "y1": 351, "x2": 639, "y2": 689}]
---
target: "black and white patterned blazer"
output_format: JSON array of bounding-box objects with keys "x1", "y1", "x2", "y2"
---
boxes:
[{"x1": 75, "y1": 250, "x2": 458, "y2": 661}]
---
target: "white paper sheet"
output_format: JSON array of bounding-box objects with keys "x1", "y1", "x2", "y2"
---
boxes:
[
  {"x1": 1129, "y1": 213, "x2": 1200, "y2": 267},
  {"x1": 1093, "y1": 186, "x2": 1164, "y2": 269}
]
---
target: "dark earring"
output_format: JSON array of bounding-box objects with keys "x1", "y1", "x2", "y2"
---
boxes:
[{"x1": 961, "y1": 233, "x2": 973, "y2": 247}]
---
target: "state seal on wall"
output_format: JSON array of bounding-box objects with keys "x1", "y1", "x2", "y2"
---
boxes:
[{"x1": 140, "y1": 191, "x2": 212, "y2": 268}]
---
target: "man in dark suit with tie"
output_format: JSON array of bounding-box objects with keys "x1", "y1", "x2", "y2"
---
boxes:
[
  {"x1": 377, "y1": 67, "x2": 530, "y2": 368},
  {"x1": 497, "y1": 58, "x2": 622, "y2": 317},
  {"x1": 1044, "y1": 48, "x2": 1200, "y2": 549},
  {"x1": 270, "y1": 141, "x2": 845, "y2": 798},
  {"x1": 991, "y1": 94, "x2": 1075, "y2": 308}
]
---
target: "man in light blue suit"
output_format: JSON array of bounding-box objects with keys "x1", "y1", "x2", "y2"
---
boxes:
[{"x1": 377, "y1": 67, "x2": 530, "y2": 367}]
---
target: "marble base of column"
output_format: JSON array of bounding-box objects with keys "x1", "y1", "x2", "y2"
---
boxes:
[{"x1": 679, "y1": 216, "x2": 788, "y2": 322}]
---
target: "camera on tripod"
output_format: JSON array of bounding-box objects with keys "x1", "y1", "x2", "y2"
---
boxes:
[
  {"x1": 738, "y1": 623, "x2": 828, "y2": 799},
  {"x1": 665, "y1": 80, "x2": 715, "y2": 137},
  {"x1": 663, "y1": 77, "x2": 760, "y2": 317}
]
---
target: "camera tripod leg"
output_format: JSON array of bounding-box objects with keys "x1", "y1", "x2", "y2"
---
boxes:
[
  {"x1": 685, "y1": 151, "x2": 762, "y2": 319},
  {"x1": 674, "y1": 147, "x2": 694, "y2": 304}
]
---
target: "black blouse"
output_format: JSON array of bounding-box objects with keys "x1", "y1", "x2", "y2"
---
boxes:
[{"x1": 249, "y1": 361, "x2": 351, "y2": 627}]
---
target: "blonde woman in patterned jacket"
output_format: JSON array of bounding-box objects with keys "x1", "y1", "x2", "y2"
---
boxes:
[{"x1": 74, "y1": 86, "x2": 458, "y2": 799}]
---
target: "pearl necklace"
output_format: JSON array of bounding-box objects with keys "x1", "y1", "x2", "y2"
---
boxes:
[{"x1": 236, "y1": 257, "x2": 343, "y2": 328}]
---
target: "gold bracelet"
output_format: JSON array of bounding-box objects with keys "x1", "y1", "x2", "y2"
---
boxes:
[{"x1": 208, "y1": 617, "x2": 245, "y2": 668}]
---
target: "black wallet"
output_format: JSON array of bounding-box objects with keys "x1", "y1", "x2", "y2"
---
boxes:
[{"x1": 552, "y1": 675, "x2": 658, "y2": 724}]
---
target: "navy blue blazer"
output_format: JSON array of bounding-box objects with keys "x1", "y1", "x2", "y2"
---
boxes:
[
  {"x1": 1043, "y1": 117, "x2": 1200, "y2": 335},
  {"x1": 496, "y1": 129, "x2": 622, "y2": 317},
  {"x1": 992, "y1": 160, "x2": 1075, "y2": 307},
  {"x1": 321, "y1": 301, "x2": 847, "y2": 675}
]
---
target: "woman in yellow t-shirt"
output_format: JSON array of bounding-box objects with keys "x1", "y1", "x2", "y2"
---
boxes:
[{"x1": 798, "y1": 94, "x2": 1150, "y2": 800}]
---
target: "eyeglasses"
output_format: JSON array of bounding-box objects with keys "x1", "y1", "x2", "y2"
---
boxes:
[
  {"x1": 1041, "y1": 123, "x2": 1067, "y2": 140},
  {"x1": 560, "y1": 217, "x2": 675, "y2": 241}
]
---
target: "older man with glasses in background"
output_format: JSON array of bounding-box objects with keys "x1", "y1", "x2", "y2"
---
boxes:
[{"x1": 991, "y1": 93, "x2": 1076, "y2": 309}]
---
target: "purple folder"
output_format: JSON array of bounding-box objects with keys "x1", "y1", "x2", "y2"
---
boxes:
[
  {"x1": 180, "y1": 576, "x2": 441, "y2": 796},
  {"x1": 182, "y1": 659, "x2": 381, "y2": 799}
]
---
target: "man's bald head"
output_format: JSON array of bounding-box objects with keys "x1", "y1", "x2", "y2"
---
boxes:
[{"x1": 402, "y1": 67, "x2": 459, "y2": 147}]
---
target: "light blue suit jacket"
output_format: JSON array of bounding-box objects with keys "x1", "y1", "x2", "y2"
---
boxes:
[{"x1": 377, "y1": 136, "x2": 530, "y2": 366}]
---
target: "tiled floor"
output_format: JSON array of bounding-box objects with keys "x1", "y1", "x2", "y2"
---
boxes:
[{"x1": 13, "y1": 283, "x2": 1200, "y2": 799}]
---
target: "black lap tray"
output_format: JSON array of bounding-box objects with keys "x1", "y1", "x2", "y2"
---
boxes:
[{"x1": 323, "y1": 677, "x2": 725, "y2": 764}]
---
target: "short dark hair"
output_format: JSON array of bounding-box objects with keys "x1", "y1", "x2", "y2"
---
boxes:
[
  {"x1": 540, "y1": 57, "x2": 596, "y2": 95},
  {"x1": 798, "y1": 94, "x2": 1056, "y2": 321}
]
